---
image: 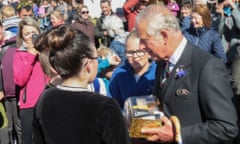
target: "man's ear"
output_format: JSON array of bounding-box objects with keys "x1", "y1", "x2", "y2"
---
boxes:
[
  {"x1": 160, "y1": 30, "x2": 168, "y2": 45},
  {"x1": 160, "y1": 30, "x2": 168, "y2": 41}
]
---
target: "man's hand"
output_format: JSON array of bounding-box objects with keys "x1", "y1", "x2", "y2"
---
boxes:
[{"x1": 141, "y1": 116, "x2": 174, "y2": 142}]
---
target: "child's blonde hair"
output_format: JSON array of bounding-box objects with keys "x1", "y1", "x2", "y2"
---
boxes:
[
  {"x1": 97, "y1": 46, "x2": 117, "y2": 60},
  {"x1": 1, "y1": 5, "x2": 16, "y2": 19}
]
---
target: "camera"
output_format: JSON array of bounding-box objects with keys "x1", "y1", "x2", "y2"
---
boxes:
[{"x1": 32, "y1": 34, "x2": 39, "y2": 44}]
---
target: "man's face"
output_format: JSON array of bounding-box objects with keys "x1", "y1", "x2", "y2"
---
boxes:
[
  {"x1": 100, "y1": 2, "x2": 111, "y2": 16},
  {"x1": 136, "y1": 22, "x2": 167, "y2": 61},
  {"x1": 19, "y1": 9, "x2": 33, "y2": 19}
]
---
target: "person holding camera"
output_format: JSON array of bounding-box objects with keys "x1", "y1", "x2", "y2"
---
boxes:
[
  {"x1": 216, "y1": 1, "x2": 240, "y2": 143},
  {"x1": 216, "y1": 0, "x2": 240, "y2": 101}
]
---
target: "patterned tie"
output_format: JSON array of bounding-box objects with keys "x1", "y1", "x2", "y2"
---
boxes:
[{"x1": 161, "y1": 61, "x2": 171, "y2": 85}]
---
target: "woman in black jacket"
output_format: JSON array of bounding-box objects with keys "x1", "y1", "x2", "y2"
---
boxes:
[{"x1": 32, "y1": 25, "x2": 130, "y2": 144}]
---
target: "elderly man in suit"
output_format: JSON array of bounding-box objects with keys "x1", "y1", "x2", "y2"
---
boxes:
[{"x1": 135, "y1": 4, "x2": 239, "y2": 144}]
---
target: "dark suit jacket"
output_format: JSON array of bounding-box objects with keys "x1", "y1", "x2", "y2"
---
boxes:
[{"x1": 154, "y1": 42, "x2": 238, "y2": 144}]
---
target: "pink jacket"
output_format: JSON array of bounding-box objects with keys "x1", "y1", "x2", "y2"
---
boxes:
[{"x1": 13, "y1": 48, "x2": 48, "y2": 109}]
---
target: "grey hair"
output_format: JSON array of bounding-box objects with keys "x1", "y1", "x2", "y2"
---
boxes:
[
  {"x1": 135, "y1": 4, "x2": 180, "y2": 36},
  {"x1": 102, "y1": 15, "x2": 124, "y2": 38}
]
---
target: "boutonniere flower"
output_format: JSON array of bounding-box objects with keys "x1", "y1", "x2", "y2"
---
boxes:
[{"x1": 175, "y1": 65, "x2": 186, "y2": 79}]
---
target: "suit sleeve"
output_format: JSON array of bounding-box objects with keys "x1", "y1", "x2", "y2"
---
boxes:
[{"x1": 182, "y1": 58, "x2": 238, "y2": 143}]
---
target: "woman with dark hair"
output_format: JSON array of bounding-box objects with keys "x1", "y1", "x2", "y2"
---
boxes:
[
  {"x1": 183, "y1": 4, "x2": 227, "y2": 62},
  {"x1": 32, "y1": 25, "x2": 130, "y2": 144},
  {"x1": 33, "y1": 29, "x2": 62, "y2": 87}
]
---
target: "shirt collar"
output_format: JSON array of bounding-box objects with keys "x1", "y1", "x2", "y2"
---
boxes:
[{"x1": 168, "y1": 37, "x2": 187, "y2": 65}]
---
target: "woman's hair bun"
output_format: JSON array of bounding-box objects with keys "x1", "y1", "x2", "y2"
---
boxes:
[{"x1": 47, "y1": 25, "x2": 75, "y2": 52}]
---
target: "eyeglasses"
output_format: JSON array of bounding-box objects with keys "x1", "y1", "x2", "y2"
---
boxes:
[
  {"x1": 125, "y1": 50, "x2": 146, "y2": 57},
  {"x1": 88, "y1": 56, "x2": 99, "y2": 60},
  {"x1": 81, "y1": 11, "x2": 89, "y2": 14},
  {"x1": 84, "y1": 56, "x2": 99, "y2": 67}
]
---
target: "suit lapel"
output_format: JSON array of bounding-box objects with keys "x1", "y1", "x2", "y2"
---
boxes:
[{"x1": 160, "y1": 42, "x2": 193, "y2": 100}]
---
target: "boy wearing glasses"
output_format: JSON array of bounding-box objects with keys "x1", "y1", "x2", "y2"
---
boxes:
[{"x1": 109, "y1": 30, "x2": 156, "y2": 108}]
